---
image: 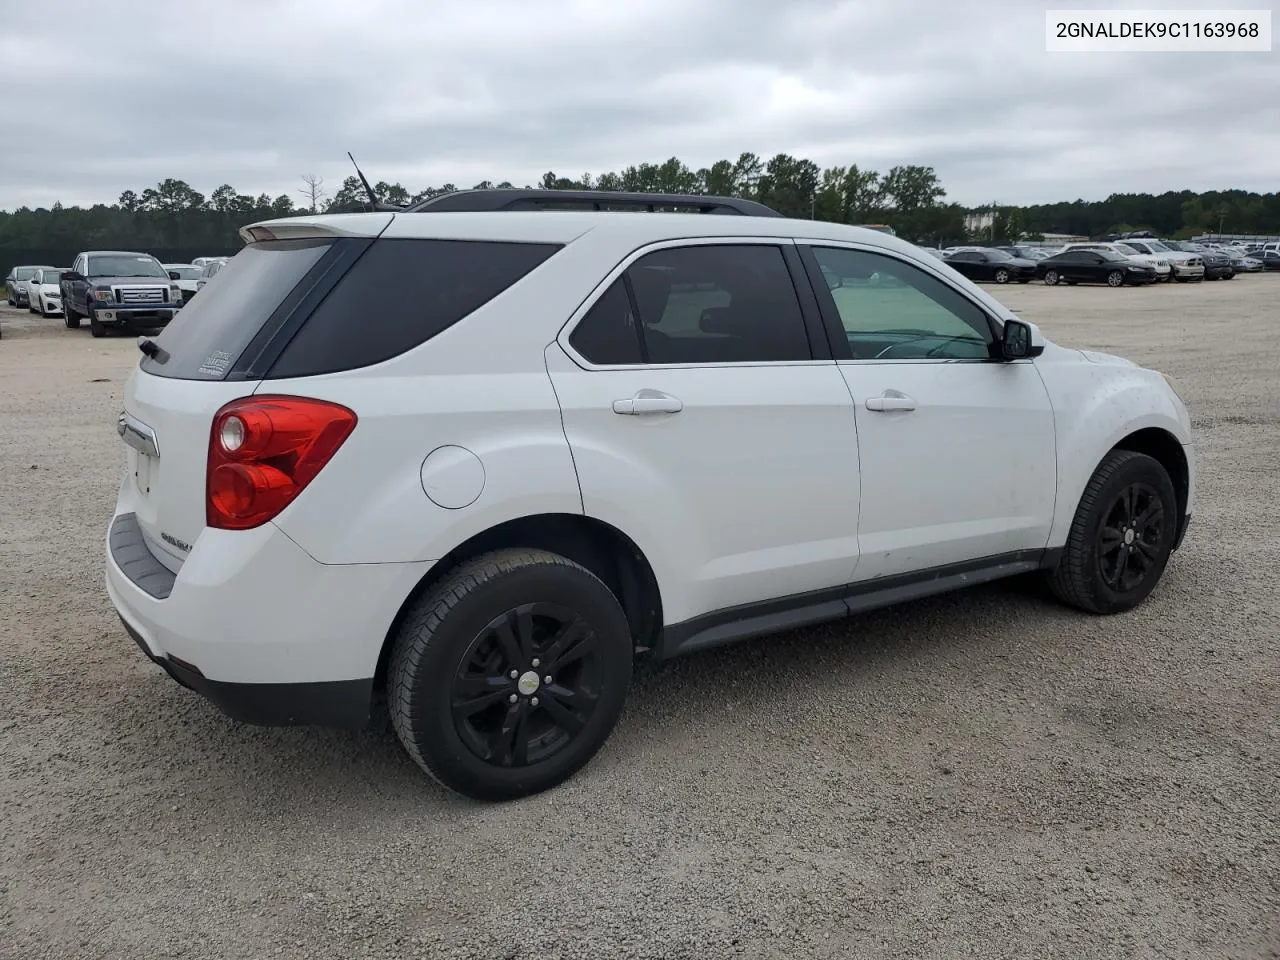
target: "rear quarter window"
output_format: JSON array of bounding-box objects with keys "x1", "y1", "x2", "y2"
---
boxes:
[{"x1": 264, "y1": 238, "x2": 563, "y2": 379}]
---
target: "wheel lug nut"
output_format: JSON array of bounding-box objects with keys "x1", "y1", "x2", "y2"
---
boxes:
[
  {"x1": 544, "y1": 675, "x2": 552, "y2": 684},
  {"x1": 531, "y1": 658, "x2": 540, "y2": 668},
  {"x1": 531, "y1": 697, "x2": 539, "y2": 707},
  {"x1": 508, "y1": 694, "x2": 518, "y2": 703},
  {"x1": 509, "y1": 670, "x2": 519, "y2": 679}
]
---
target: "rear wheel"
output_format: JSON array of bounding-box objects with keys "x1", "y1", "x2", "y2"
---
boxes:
[
  {"x1": 388, "y1": 548, "x2": 634, "y2": 801},
  {"x1": 1043, "y1": 270, "x2": 1059, "y2": 286},
  {"x1": 1047, "y1": 450, "x2": 1178, "y2": 614}
]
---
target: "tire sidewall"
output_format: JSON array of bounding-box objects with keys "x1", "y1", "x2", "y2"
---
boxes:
[
  {"x1": 1078, "y1": 454, "x2": 1178, "y2": 613},
  {"x1": 395, "y1": 560, "x2": 633, "y2": 800}
]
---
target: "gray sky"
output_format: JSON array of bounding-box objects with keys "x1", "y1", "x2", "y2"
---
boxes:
[{"x1": 2, "y1": 0, "x2": 1276, "y2": 211}]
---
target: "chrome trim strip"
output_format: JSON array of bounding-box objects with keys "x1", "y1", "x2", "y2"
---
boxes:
[{"x1": 116, "y1": 411, "x2": 160, "y2": 459}]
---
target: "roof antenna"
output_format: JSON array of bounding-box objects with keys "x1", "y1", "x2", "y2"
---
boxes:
[{"x1": 347, "y1": 151, "x2": 404, "y2": 212}]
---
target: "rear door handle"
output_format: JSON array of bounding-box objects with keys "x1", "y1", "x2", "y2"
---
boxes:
[
  {"x1": 865, "y1": 391, "x2": 917, "y2": 413},
  {"x1": 613, "y1": 390, "x2": 683, "y2": 416}
]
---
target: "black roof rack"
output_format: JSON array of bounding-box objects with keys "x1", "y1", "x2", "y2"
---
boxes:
[{"x1": 403, "y1": 188, "x2": 781, "y2": 217}]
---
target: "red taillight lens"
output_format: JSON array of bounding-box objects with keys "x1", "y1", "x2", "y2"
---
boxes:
[{"x1": 206, "y1": 396, "x2": 357, "y2": 530}]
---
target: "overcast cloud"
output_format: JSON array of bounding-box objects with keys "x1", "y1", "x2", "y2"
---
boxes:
[{"x1": 1, "y1": 0, "x2": 1276, "y2": 210}]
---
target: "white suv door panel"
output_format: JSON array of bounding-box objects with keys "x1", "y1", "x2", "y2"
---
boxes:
[
  {"x1": 548, "y1": 349, "x2": 861, "y2": 623},
  {"x1": 548, "y1": 239, "x2": 861, "y2": 625},
  {"x1": 802, "y1": 242, "x2": 1058, "y2": 582},
  {"x1": 842, "y1": 361, "x2": 1056, "y2": 579}
]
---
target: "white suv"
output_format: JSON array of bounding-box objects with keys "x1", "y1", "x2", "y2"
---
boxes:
[{"x1": 105, "y1": 189, "x2": 1196, "y2": 801}]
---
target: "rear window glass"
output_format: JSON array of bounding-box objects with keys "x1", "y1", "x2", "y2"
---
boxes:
[
  {"x1": 265, "y1": 239, "x2": 562, "y2": 379},
  {"x1": 140, "y1": 239, "x2": 333, "y2": 380}
]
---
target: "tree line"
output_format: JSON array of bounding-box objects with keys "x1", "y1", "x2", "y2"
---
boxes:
[{"x1": 3, "y1": 151, "x2": 1278, "y2": 267}]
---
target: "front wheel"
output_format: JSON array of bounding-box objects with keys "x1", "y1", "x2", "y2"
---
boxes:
[
  {"x1": 1106, "y1": 270, "x2": 1124, "y2": 287},
  {"x1": 64, "y1": 303, "x2": 81, "y2": 328},
  {"x1": 1047, "y1": 450, "x2": 1178, "y2": 614},
  {"x1": 89, "y1": 316, "x2": 106, "y2": 338},
  {"x1": 1043, "y1": 270, "x2": 1060, "y2": 286},
  {"x1": 388, "y1": 548, "x2": 634, "y2": 801},
  {"x1": 993, "y1": 268, "x2": 1010, "y2": 284}
]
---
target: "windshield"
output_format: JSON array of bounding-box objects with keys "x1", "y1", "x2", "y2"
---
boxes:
[
  {"x1": 985, "y1": 249, "x2": 1014, "y2": 261},
  {"x1": 1099, "y1": 252, "x2": 1127, "y2": 262},
  {"x1": 167, "y1": 266, "x2": 201, "y2": 280},
  {"x1": 1144, "y1": 240, "x2": 1171, "y2": 252},
  {"x1": 15, "y1": 267, "x2": 39, "y2": 280},
  {"x1": 1115, "y1": 243, "x2": 1140, "y2": 256},
  {"x1": 86, "y1": 255, "x2": 168, "y2": 279}
]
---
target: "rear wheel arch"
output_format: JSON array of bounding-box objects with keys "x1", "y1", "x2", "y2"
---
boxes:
[{"x1": 374, "y1": 513, "x2": 663, "y2": 690}]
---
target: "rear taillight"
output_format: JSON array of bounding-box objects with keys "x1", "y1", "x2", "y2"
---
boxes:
[{"x1": 206, "y1": 396, "x2": 357, "y2": 530}]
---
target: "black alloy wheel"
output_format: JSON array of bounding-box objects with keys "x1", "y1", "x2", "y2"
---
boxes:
[
  {"x1": 450, "y1": 602, "x2": 603, "y2": 768},
  {"x1": 1097, "y1": 482, "x2": 1166, "y2": 593},
  {"x1": 1047, "y1": 450, "x2": 1178, "y2": 614},
  {"x1": 388, "y1": 548, "x2": 633, "y2": 800}
]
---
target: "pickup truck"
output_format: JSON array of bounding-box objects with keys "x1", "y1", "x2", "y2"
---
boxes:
[{"x1": 60, "y1": 250, "x2": 183, "y2": 337}]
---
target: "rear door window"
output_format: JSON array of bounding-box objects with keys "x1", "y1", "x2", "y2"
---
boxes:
[
  {"x1": 140, "y1": 239, "x2": 334, "y2": 380},
  {"x1": 622, "y1": 244, "x2": 812, "y2": 365},
  {"x1": 265, "y1": 239, "x2": 562, "y2": 379}
]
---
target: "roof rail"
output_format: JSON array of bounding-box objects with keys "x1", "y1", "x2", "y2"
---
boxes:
[{"x1": 403, "y1": 188, "x2": 782, "y2": 217}]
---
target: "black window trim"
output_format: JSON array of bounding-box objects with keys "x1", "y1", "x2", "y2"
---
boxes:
[
  {"x1": 795, "y1": 241, "x2": 1006, "y2": 364},
  {"x1": 556, "y1": 237, "x2": 832, "y2": 371}
]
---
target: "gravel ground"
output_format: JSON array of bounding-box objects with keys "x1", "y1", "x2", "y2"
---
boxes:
[{"x1": 1, "y1": 278, "x2": 1278, "y2": 960}]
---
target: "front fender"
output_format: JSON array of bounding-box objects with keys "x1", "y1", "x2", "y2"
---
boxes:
[{"x1": 1040, "y1": 357, "x2": 1191, "y2": 546}]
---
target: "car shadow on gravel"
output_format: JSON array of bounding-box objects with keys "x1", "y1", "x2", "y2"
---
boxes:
[{"x1": 95, "y1": 575, "x2": 1087, "y2": 817}]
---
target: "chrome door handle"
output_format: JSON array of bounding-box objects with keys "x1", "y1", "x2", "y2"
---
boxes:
[
  {"x1": 612, "y1": 390, "x2": 683, "y2": 416},
  {"x1": 864, "y1": 391, "x2": 916, "y2": 413}
]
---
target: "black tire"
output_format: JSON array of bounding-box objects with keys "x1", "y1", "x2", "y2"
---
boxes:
[
  {"x1": 1043, "y1": 270, "x2": 1059, "y2": 286},
  {"x1": 388, "y1": 548, "x2": 633, "y2": 801},
  {"x1": 89, "y1": 316, "x2": 106, "y2": 338},
  {"x1": 64, "y1": 304, "x2": 81, "y2": 328},
  {"x1": 1046, "y1": 450, "x2": 1178, "y2": 615}
]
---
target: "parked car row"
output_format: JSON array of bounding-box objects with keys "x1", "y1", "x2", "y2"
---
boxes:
[
  {"x1": 3, "y1": 252, "x2": 231, "y2": 336},
  {"x1": 931, "y1": 237, "x2": 1279, "y2": 289}
]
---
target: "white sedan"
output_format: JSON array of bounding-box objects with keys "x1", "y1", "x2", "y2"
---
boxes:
[{"x1": 28, "y1": 267, "x2": 66, "y2": 316}]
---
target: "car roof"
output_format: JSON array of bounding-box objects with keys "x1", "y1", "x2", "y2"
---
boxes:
[
  {"x1": 83, "y1": 250, "x2": 157, "y2": 257},
  {"x1": 244, "y1": 210, "x2": 928, "y2": 257}
]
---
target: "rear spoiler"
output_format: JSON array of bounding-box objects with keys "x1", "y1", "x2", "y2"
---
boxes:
[{"x1": 239, "y1": 213, "x2": 395, "y2": 244}]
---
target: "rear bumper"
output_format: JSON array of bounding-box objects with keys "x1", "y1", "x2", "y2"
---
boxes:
[
  {"x1": 117, "y1": 611, "x2": 373, "y2": 727},
  {"x1": 104, "y1": 490, "x2": 431, "y2": 728}
]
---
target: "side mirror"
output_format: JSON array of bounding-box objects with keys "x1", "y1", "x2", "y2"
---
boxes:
[
  {"x1": 1001, "y1": 318, "x2": 1045, "y2": 360},
  {"x1": 168, "y1": 271, "x2": 181, "y2": 281},
  {"x1": 62, "y1": 271, "x2": 84, "y2": 282}
]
